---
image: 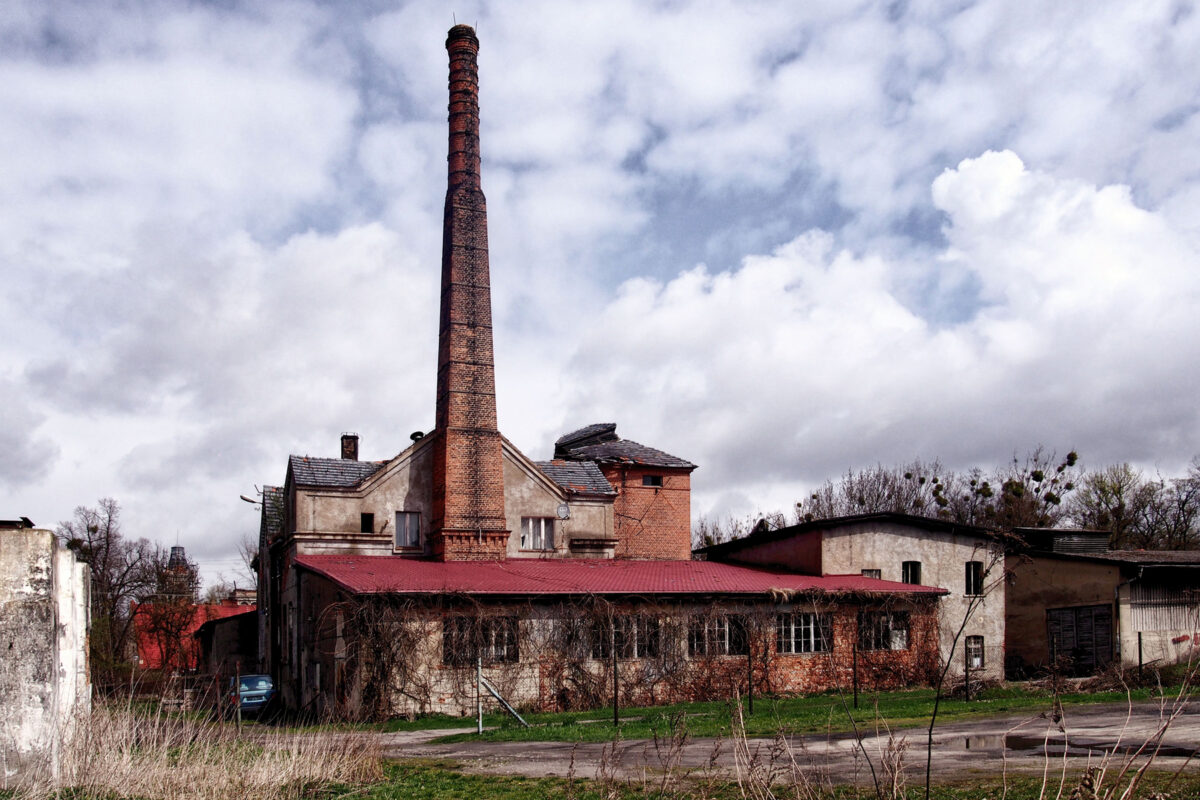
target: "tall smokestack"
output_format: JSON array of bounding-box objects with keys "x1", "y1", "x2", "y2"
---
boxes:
[{"x1": 429, "y1": 25, "x2": 509, "y2": 560}]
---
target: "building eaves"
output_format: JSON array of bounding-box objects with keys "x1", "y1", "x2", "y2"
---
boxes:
[
  {"x1": 288, "y1": 455, "x2": 386, "y2": 488},
  {"x1": 696, "y1": 511, "x2": 996, "y2": 558},
  {"x1": 535, "y1": 460, "x2": 617, "y2": 496},
  {"x1": 294, "y1": 555, "x2": 949, "y2": 598}
]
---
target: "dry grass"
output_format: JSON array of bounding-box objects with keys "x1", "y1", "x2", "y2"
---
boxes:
[{"x1": 11, "y1": 704, "x2": 382, "y2": 800}]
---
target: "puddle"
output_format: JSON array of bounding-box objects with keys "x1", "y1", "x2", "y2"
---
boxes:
[{"x1": 958, "y1": 734, "x2": 1198, "y2": 759}]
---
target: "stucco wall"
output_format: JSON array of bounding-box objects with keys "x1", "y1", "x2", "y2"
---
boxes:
[
  {"x1": 1, "y1": 528, "x2": 90, "y2": 787},
  {"x1": 1005, "y1": 554, "x2": 1119, "y2": 674},
  {"x1": 816, "y1": 522, "x2": 1004, "y2": 681}
]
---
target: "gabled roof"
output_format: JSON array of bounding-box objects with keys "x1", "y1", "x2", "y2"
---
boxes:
[
  {"x1": 288, "y1": 455, "x2": 387, "y2": 488},
  {"x1": 535, "y1": 460, "x2": 616, "y2": 496},
  {"x1": 696, "y1": 511, "x2": 995, "y2": 557},
  {"x1": 294, "y1": 555, "x2": 948, "y2": 597}
]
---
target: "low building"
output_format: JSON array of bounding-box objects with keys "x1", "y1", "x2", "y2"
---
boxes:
[
  {"x1": 1006, "y1": 528, "x2": 1200, "y2": 676},
  {"x1": 698, "y1": 512, "x2": 1006, "y2": 683}
]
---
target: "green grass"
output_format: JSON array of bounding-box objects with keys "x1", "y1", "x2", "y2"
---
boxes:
[
  {"x1": 431, "y1": 684, "x2": 1177, "y2": 744},
  {"x1": 334, "y1": 760, "x2": 1200, "y2": 800}
]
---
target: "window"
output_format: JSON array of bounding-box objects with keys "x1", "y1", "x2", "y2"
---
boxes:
[
  {"x1": 861, "y1": 569, "x2": 881, "y2": 580},
  {"x1": 965, "y1": 561, "x2": 984, "y2": 596},
  {"x1": 965, "y1": 635, "x2": 985, "y2": 669},
  {"x1": 442, "y1": 616, "x2": 519, "y2": 666},
  {"x1": 902, "y1": 561, "x2": 922, "y2": 585},
  {"x1": 590, "y1": 616, "x2": 662, "y2": 660},
  {"x1": 858, "y1": 611, "x2": 910, "y2": 651},
  {"x1": 520, "y1": 517, "x2": 554, "y2": 550},
  {"x1": 642, "y1": 475, "x2": 664, "y2": 487},
  {"x1": 776, "y1": 612, "x2": 832, "y2": 654},
  {"x1": 688, "y1": 615, "x2": 748, "y2": 657},
  {"x1": 360, "y1": 512, "x2": 374, "y2": 533},
  {"x1": 395, "y1": 511, "x2": 420, "y2": 549}
]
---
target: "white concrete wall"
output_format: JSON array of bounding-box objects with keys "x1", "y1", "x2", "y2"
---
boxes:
[
  {"x1": 1, "y1": 528, "x2": 90, "y2": 787},
  {"x1": 820, "y1": 521, "x2": 1006, "y2": 681}
]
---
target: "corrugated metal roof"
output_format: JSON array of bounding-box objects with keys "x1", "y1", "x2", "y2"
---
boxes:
[
  {"x1": 1101, "y1": 550, "x2": 1200, "y2": 565},
  {"x1": 288, "y1": 455, "x2": 386, "y2": 488},
  {"x1": 536, "y1": 460, "x2": 616, "y2": 496},
  {"x1": 294, "y1": 555, "x2": 948, "y2": 597}
]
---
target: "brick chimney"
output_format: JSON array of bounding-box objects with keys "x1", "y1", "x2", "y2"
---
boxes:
[
  {"x1": 429, "y1": 25, "x2": 509, "y2": 560},
  {"x1": 340, "y1": 433, "x2": 359, "y2": 461}
]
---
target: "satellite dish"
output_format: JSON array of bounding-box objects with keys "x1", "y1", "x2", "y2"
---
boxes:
[{"x1": 556, "y1": 503, "x2": 571, "y2": 520}]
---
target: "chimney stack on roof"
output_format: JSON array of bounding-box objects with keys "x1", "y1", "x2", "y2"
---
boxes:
[
  {"x1": 429, "y1": 25, "x2": 509, "y2": 560},
  {"x1": 341, "y1": 433, "x2": 359, "y2": 461}
]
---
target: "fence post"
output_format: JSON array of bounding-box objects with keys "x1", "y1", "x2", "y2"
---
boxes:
[
  {"x1": 477, "y1": 656, "x2": 483, "y2": 735},
  {"x1": 611, "y1": 623, "x2": 619, "y2": 727}
]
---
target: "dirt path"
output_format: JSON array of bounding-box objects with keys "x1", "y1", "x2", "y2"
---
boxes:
[{"x1": 377, "y1": 700, "x2": 1200, "y2": 784}]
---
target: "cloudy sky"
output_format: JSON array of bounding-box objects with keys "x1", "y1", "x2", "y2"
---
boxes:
[{"x1": 4, "y1": 0, "x2": 1199, "y2": 585}]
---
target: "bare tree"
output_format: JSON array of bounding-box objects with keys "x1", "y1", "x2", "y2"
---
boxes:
[{"x1": 56, "y1": 498, "x2": 160, "y2": 685}]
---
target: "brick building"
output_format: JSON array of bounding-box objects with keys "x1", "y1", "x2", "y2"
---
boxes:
[{"x1": 256, "y1": 25, "x2": 947, "y2": 717}]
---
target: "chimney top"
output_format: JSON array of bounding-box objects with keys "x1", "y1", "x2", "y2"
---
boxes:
[
  {"x1": 446, "y1": 24, "x2": 478, "y2": 47},
  {"x1": 341, "y1": 433, "x2": 360, "y2": 461}
]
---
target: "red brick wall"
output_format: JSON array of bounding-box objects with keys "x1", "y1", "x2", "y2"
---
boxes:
[
  {"x1": 601, "y1": 466, "x2": 692, "y2": 560},
  {"x1": 429, "y1": 25, "x2": 509, "y2": 560}
]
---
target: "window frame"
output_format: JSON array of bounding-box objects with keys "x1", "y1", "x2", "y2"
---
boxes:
[
  {"x1": 442, "y1": 616, "x2": 520, "y2": 666},
  {"x1": 590, "y1": 615, "x2": 663, "y2": 660},
  {"x1": 965, "y1": 634, "x2": 985, "y2": 669},
  {"x1": 861, "y1": 568, "x2": 882, "y2": 580},
  {"x1": 776, "y1": 611, "x2": 833, "y2": 654},
  {"x1": 642, "y1": 475, "x2": 664, "y2": 487},
  {"x1": 688, "y1": 614, "x2": 748, "y2": 657},
  {"x1": 360, "y1": 512, "x2": 374, "y2": 534},
  {"x1": 857, "y1": 610, "x2": 910, "y2": 651},
  {"x1": 901, "y1": 560, "x2": 922, "y2": 585},
  {"x1": 520, "y1": 517, "x2": 555, "y2": 551},
  {"x1": 394, "y1": 511, "x2": 420, "y2": 550},
  {"x1": 965, "y1": 560, "x2": 984, "y2": 596}
]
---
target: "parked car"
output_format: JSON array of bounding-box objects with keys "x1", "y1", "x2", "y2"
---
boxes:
[{"x1": 226, "y1": 674, "x2": 275, "y2": 719}]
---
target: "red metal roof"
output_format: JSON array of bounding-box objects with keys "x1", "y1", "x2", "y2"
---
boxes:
[{"x1": 294, "y1": 555, "x2": 947, "y2": 597}]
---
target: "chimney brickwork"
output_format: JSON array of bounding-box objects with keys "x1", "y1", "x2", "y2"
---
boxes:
[{"x1": 430, "y1": 25, "x2": 509, "y2": 560}]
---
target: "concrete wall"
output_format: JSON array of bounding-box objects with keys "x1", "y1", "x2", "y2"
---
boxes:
[
  {"x1": 1, "y1": 528, "x2": 90, "y2": 787},
  {"x1": 1005, "y1": 554, "x2": 1119, "y2": 675},
  {"x1": 820, "y1": 522, "x2": 1005, "y2": 681}
]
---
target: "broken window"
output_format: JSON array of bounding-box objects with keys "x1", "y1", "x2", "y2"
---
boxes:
[
  {"x1": 688, "y1": 614, "x2": 748, "y2": 657},
  {"x1": 520, "y1": 517, "x2": 554, "y2": 550},
  {"x1": 858, "y1": 610, "x2": 910, "y2": 651},
  {"x1": 902, "y1": 561, "x2": 922, "y2": 585},
  {"x1": 442, "y1": 616, "x2": 519, "y2": 666},
  {"x1": 590, "y1": 615, "x2": 662, "y2": 660},
  {"x1": 395, "y1": 511, "x2": 420, "y2": 549},
  {"x1": 776, "y1": 612, "x2": 832, "y2": 654},
  {"x1": 966, "y1": 635, "x2": 985, "y2": 668},
  {"x1": 360, "y1": 512, "x2": 374, "y2": 533},
  {"x1": 861, "y1": 569, "x2": 882, "y2": 580}
]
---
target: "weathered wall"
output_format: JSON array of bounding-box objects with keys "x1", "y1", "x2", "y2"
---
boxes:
[
  {"x1": 820, "y1": 522, "x2": 1005, "y2": 681},
  {"x1": 292, "y1": 439, "x2": 614, "y2": 560},
  {"x1": 1117, "y1": 571, "x2": 1200, "y2": 668},
  {"x1": 602, "y1": 466, "x2": 692, "y2": 560},
  {"x1": 1, "y1": 528, "x2": 90, "y2": 787},
  {"x1": 298, "y1": 593, "x2": 939, "y2": 718},
  {"x1": 1005, "y1": 554, "x2": 1119, "y2": 674}
]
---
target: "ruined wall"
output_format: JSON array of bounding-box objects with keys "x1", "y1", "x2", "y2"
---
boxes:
[{"x1": 1, "y1": 528, "x2": 90, "y2": 787}]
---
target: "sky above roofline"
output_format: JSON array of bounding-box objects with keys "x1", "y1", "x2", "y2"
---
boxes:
[{"x1": 2, "y1": 1, "x2": 1199, "y2": 587}]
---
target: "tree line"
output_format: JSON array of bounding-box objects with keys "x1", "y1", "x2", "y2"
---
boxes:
[{"x1": 695, "y1": 449, "x2": 1200, "y2": 551}]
